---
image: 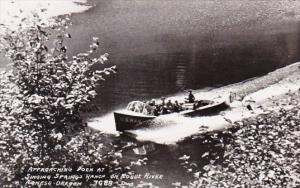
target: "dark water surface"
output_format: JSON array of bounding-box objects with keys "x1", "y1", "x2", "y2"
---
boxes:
[
  {"x1": 1, "y1": 0, "x2": 299, "y2": 187},
  {"x1": 63, "y1": 2, "x2": 300, "y2": 185},
  {"x1": 105, "y1": 132, "x2": 229, "y2": 187},
  {"x1": 65, "y1": 0, "x2": 300, "y2": 115}
]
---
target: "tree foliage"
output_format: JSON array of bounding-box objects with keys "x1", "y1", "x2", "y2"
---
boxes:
[
  {"x1": 0, "y1": 13, "x2": 118, "y2": 187},
  {"x1": 189, "y1": 106, "x2": 300, "y2": 187},
  {"x1": 1, "y1": 13, "x2": 116, "y2": 134}
]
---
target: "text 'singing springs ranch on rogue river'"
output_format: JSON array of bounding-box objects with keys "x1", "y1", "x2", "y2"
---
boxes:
[{"x1": 1, "y1": 0, "x2": 300, "y2": 187}]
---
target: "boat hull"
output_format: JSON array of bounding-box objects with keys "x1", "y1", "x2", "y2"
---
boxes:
[
  {"x1": 181, "y1": 101, "x2": 228, "y2": 117},
  {"x1": 114, "y1": 111, "x2": 156, "y2": 132},
  {"x1": 114, "y1": 97, "x2": 230, "y2": 132}
]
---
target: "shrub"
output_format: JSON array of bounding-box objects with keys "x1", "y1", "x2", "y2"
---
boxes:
[{"x1": 0, "y1": 13, "x2": 118, "y2": 187}]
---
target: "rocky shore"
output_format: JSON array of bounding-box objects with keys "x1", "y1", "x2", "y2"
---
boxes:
[{"x1": 189, "y1": 91, "x2": 300, "y2": 187}]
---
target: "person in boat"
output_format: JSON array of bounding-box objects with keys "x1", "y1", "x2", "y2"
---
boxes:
[
  {"x1": 160, "y1": 105, "x2": 168, "y2": 115},
  {"x1": 153, "y1": 105, "x2": 160, "y2": 116},
  {"x1": 160, "y1": 97, "x2": 166, "y2": 106},
  {"x1": 156, "y1": 97, "x2": 168, "y2": 114},
  {"x1": 185, "y1": 90, "x2": 195, "y2": 103},
  {"x1": 166, "y1": 99, "x2": 174, "y2": 112},
  {"x1": 143, "y1": 101, "x2": 154, "y2": 115},
  {"x1": 173, "y1": 100, "x2": 182, "y2": 112},
  {"x1": 149, "y1": 99, "x2": 159, "y2": 116},
  {"x1": 150, "y1": 99, "x2": 156, "y2": 106}
]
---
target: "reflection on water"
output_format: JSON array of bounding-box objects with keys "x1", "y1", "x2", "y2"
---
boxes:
[
  {"x1": 110, "y1": 132, "x2": 228, "y2": 187},
  {"x1": 0, "y1": 0, "x2": 299, "y2": 186},
  {"x1": 64, "y1": 1, "x2": 300, "y2": 186},
  {"x1": 83, "y1": 22, "x2": 300, "y2": 185},
  {"x1": 175, "y1": 60, "x2": 187, "y2": 89},
  {"x1": 61, "y1": 1, "x2": 300, "y2": 116},
  {"x1": 92, "y1": 26, "x2": 300, "y2": 115}
]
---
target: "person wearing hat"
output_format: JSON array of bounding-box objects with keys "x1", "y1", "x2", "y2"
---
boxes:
[{"x1": 186, "y1": 90, "x2": 195, "y2": 103}]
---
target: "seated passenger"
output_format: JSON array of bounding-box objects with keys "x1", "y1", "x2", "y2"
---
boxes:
[
  {"x1": 153, "y1": 105, "x2": 160, "y2": 116},
  {"x1": 148, "y1": 99, "x2": 160, "y2": 116},
  {"x1": 142, "y1": 101, "x2": 153, "y2": 115},
  {"x1": 166, "y1": 99, "x2": 174, "y2": 112},
  {"x1": 160, "y1": 105, "x2": 169, "y2": 115},
  {"x1": 159, "y1": 97, "x2": 166, "y2": 107},
  {"x1": 173, "y1": 100, "x2": 182, "y2": 112},
  {"x1": 149, "y1": 99, "x2": 156, "y2": 106}
]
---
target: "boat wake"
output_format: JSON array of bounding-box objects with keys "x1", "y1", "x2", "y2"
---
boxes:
[{"x1": 89, "y1": 62, "x2": 300, "y2": 144}]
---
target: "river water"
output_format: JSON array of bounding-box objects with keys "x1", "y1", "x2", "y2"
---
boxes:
[
  {"x1": 3, "y1": 0, "x2": 300, "y2": 187},
  {"x1": 66, "y1": 0, "x2": 300, "y2": 115},
  {"x1": 63, "y1": 1, "x2": 300, "y2": 186}
]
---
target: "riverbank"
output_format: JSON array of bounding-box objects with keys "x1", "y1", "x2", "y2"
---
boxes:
[
  {"x1": 0, "y1": 0, "x2": 92, "y2": 29},
  {"x1": 113, "y1": 89, "x2": 300, "y2": 187},
  {"x1": 189, "y1": 90, "x2": 300, "y2": 187},
  {"x1": 0, "y1": 0, "x2": 93, "y2": 69},
  {"x1": 89, "y1": 61, "x2": 300, "y2": 144},
  {"x1": 1, "y1": 1, "x2": 299, "y2": 187}
]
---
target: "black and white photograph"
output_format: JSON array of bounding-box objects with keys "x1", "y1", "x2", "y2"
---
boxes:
[{"x1": 0, "y1": 0, "x2": 300, "y2": 187}]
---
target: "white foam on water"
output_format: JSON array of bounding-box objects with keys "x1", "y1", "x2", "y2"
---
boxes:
[
  {"x1": 127, "y1": 106, "x2": 268, "y2": 144},
  {"x1": 0, "y1": 0, "x2": 92, "y2": 30},
  {"x1": 89, "y1": 62, "x2": 300, "y2": 144},
  {"x1": 88, "y1": 113, "x2": 119, "y2": 135},
  {"x1": 129, "y1": 115, "x2": 229, "y2": 144}
]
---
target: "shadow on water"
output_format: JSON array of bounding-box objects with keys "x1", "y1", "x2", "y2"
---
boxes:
[
  {"x1": 2, "y1": 0, "x2": 300, "y2": 186},
  {"x1": 107, "y1": 132, "x2": 230, "y2": 187}
]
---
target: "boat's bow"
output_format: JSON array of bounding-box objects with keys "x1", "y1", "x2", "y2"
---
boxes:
[{"x1": 114, "y1": 110, "x2": 156, "y2": 132}]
